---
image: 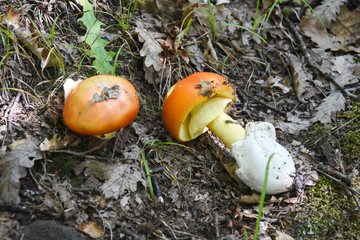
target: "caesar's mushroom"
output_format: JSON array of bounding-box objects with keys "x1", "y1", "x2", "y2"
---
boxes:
[
  {"x1": 162, "y1": 72, "x2": 295, "y2": 194},
  {"x1": 162, "y1": 72, "x2": 246, "y2": 148},
  {"x1": 63, "y1": 75, "x2": 139, "y2": 138}
]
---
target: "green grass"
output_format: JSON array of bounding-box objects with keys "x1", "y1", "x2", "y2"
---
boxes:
[
  {"x1": 253, "y1": 153, "x2": 276, "y2": 240},
  {"x1": 140, "y1": 139, "x2": 192, "y2": 199},
  {"x1": 25, "y1": 9, "x2": 66, "y2": 74},
  {"x1": 118, "y1": 0, "x2": 140, "y2": 32}
]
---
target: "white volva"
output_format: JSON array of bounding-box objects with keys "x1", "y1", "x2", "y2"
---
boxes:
[
  {"x1": 232, "y1": 122, "x2": 295, "y2": 194},
  {"x1": 63, "y1": 78, "x2": 82, "y2": 101}
]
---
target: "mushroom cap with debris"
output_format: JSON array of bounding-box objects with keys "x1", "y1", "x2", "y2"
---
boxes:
[{"x1": 63, "y1": 75, "x2": 139, "y2": 136}]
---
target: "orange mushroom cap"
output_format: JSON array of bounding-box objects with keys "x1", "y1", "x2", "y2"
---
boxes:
[
  {"x1": 63, "y1": 75, "x2": 139, "y2": 136},
  {"x1": 162, "y1": 72, "x2": 236, "y2": 141}
]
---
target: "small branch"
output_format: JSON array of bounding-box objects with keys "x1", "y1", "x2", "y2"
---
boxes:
[
  {"x1": 0, "y1": 201, "x2": 29, "y2": 213},
  {"x1": 316, "y1": 163, "x2": 352, "y2": 186},
  {"x1": 235, "y1": 88, "x2": 249, "y2": 112},
  {"x1": 314, "y1": 166, "x2": 360, "y2": 209},
  {"x1": 245, "y1": 93, "x2": 287, "y2": 116},
  {"x1": 48, "y1": 139, "x2": 110, "y2": 160},
  {"x1": 215, "y1": 212, "x2": 220, "y2": 240}
]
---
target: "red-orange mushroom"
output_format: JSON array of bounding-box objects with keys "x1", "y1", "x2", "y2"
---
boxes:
[
  {"x1": 162, "y1": 72, "x2": 296, "y2": 194},
  {"x1": 162, "y1": 72, "x2": 245, "y2": 148},
  {"x1": 63, "y1": 75, "x2": 139, "y2": 137}
]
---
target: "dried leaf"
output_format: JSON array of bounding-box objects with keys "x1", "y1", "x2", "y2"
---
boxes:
[
  {"x1": 302, "y1": 2, "x2": 360, "y2": 53},
  {"x1": 311, "y1": 92, "x2": 346, "y2": 123},
  {"x1": 89, "y1": 85, "x2": 121, "y2": 104},
  {"x1": 0, "y1": 139, "x2": 42, "y2": 203},
  {"x1": 195, "y1": 79, "x2": 213, "y2": 98},
  {"x1": 205, "y1": 37, "x2": 218, "y2": 67},
  {"x1": 1, "y1": 10, "x2": 56, "y2": 68},
  {"x1": 123, "y1": 144, "x2": 142, "y2": 160},
  {"x1": 265, "y1": 76, "x2": 291, "y2": 94},
  {"x1": 289, "y1": 53, "x2": 317, "y2": 102},
  {"x1": 158, "y1": 37, "x2": 175, "y2": 54},
  {"x1": 39, "y1": 135, "x2": 61, "y2": 151},
  {"x1": 39, "y1": 134, "x2": 80, "y2": 151},
  {"x1": 274, "y1": 111, "x2": 311, "y2": 134},
  {"x1": 275, "y1": 230, "x2": 295, "y2": 240},
  {"x1": 332, "y1": 5, "x2": 360, "y2": 45},
  {"x1": 99, "y1": 162, "x2": 146, "y2": 199},
  {"x1": 302, "y1": 16, "x2": 335, "y2": 50},
  {"x1": 312, "y1": 0, "x2": 347, "y2": 27},
  {"x1": 74, "y1": 160, "x2": 112, "y2": 180},
  {"x1": 188, "y1": 43, "x2": 205, "y2": 71},
  {"x1": 78, "y1": 222, "x2": 104, "y2": 238},
  {"x1": 330, "y1": 55, "x2": 359, "y2": 87},
  {"x1": 136, "y1": 27, "x2": 164, "y2": 82}
]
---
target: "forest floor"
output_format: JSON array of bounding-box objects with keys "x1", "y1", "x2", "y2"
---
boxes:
[{"x1": 0, "y1": 0, "x2": 360, "y2": 239}]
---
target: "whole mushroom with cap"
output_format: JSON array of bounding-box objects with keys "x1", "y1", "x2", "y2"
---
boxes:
[
  {"x1": 162, "y1": 72, "x2": 295, "y2": 194},
  {"x1": 63, "y1": 75, "x2": 139, "y2": 138}
]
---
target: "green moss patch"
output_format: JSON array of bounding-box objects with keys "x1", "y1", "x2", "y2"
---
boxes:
[{"x1": 288, "y1": 176, "x2": 360, "y2": 239}]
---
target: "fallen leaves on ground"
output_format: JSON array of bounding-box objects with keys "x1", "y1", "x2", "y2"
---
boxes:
[
  {"x1": 0, "y1": 139, "x2": 42, "y2": 203},
  {"x1": 0, "y1": 0, "x2": 359, "y2": 239},
  {"x1": 302, "y1": 0, "x2": 360, "y2": 53},
  {"x1": 99, "y1": 162, "x2": 146, "y2": 199},
  {"x1": 311, "y1": 92, "x2": 346, "y2": 123}
]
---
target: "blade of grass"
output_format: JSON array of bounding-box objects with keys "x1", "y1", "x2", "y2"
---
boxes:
[
  {"x1": 141, "y1": 139, "x2": 193, "y2": 199},
  {"x1": 218, "y1": 23, "x2": 267, "y2": 43},
  {"x1": 261, "y1": 0, "x2": 280, "y2": 38},
  {"x1": 0, "y1": 87, "x2": 37, "y2": 99},
  {"x1": 253, "y1": 0, "x2": 261, "y2": 31},
  {"x1": 207, "y1": 0, "x2": 216, "y2": 41},
  {"x1": 180, "y1": 18, "x2": 193, "y2": 42},
  {"x1": 253, "y1": 153, "x2": 276, "y2": 240},
  {"x1": 300, "y1": 0, "x2": 326, "y2": 30},
  {"x1": 141, "y1": 148, "x2": 155, "y2": 199},
  {"x1": 112, "y1": 43, "x2": 125, "y2": 75}
]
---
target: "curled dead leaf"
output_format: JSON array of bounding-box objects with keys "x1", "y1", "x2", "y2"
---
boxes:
[{"x1": 78, "y1": 222, "x2": 104, "y2": 238}]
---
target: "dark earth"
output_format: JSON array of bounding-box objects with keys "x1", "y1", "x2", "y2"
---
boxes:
[{"x1": 0, "y1": 0, "x2": 360, "y2": 239}]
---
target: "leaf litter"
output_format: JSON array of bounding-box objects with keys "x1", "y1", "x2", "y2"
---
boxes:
[
  {"x1": 0, "y1": 0, "x2": 359, "y2": 239},
  {"x1": 0, "y1": 139, "x2": 42, "y2": 203}
]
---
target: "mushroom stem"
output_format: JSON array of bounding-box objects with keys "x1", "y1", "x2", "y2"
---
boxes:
[{"x1": 207, "y1": 112, "x2": 246, "y2": 149}]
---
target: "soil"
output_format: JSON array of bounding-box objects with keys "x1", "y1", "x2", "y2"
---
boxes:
[{"x1": 0, "y1": 0, "x2": 359, "y2": 239}]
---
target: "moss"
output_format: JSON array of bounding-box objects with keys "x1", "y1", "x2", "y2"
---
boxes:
[
  {"x1": 47, "y1": 155, "x2": 86, "y2": 187},
  {"x1": 303, "y1": 101, "x2": 360, "y2": 165},
  {"x1": 288, "y1": 101, "x2": 360, "y2": 239},
  {"x1": 47, "y1": 154, "x2": 78, "y2": 177},
  {"x1": 305, "y1": 124, "x2": 333, "y2": 145},
  {"x1": 340, "y1": 102, "x2": 360, "y2": 164},
  {"x1": 342, "y1": 130, "x2": 360, "y2": 163},
  {"x1": 287, "y1": 176, "x2": 360, "y2": 239}
]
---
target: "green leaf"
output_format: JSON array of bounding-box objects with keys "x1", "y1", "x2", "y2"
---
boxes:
[{"x1": 78, "y1": 0, "x2": 115, "y2": 74}]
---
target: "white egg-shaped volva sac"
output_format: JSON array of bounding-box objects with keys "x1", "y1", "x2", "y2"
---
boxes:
[{"x1": 231, "y1": 122, "x2": 296, "y2": 194}]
